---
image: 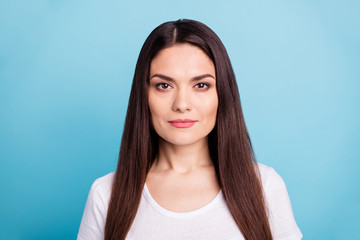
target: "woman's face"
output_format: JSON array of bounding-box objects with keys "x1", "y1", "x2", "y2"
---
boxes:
[{"x1": 148, "y1": 43, "x2": 218, "y2": 146}]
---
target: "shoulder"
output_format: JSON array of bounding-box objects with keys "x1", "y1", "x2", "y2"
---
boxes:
[
  {"x1": 256, "y1": 163, "x2": 290, "y2": 205},
  {"x1": 77, "y1": 172, "x2": 115, "y2": 240},
  {"x1": 92, "y1": 172, "x2": 115, "y2": 189},
  {"x1": 256, "y1": 162, "x2": 284, "y2": 189},
  {"x1": 256, "y1": 163, "x2": 303, "y2": 239},
  {"x1": 88, "y1": 172, "x2": 115, "y2": 206},
  {"x1": 91, "y1": 172, "x2": 115, "y2": 196}
]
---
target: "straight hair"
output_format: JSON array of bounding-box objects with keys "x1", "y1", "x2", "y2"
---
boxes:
[{"x1": 105, "y1": 19, "x2": 273, "y2": 240}]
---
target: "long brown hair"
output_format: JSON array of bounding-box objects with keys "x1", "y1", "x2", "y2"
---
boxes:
[{"x1": 105, "y1": 19, "x2": 272, "y2": 240}]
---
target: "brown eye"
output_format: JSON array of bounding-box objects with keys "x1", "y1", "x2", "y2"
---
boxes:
[
  {"x1": 195, "y1": 82, "x2": 210, "y2": 89},
  {"x1": 156, "y1": 82, "x2": 172, "y2": 90}
]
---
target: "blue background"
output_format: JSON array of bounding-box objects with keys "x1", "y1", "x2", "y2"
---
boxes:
[{"x1": 1, "y1": 0, "x2": 359, "y2": 239}]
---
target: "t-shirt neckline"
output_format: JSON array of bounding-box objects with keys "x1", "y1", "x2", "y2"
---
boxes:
[{"x1": 143, "y1": 183, "x2": 223, "y2": 219}]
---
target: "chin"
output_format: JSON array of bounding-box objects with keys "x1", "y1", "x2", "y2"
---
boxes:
[{"x1": 160, "y1": 133, "x2": 208, "y2": 146}]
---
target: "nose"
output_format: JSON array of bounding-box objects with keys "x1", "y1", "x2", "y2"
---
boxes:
[{"x1": 172, "y1": 88, "x2": 192, "y2": 113}]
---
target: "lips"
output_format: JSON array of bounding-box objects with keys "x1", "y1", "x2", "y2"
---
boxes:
[{"x1": 168, "y1": 119, "x2": 197, "y2": 128}]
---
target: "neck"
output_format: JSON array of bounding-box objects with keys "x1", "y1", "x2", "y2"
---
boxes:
[{"x1": 151, "y1": 137, "x2": 213, "y2": 174}]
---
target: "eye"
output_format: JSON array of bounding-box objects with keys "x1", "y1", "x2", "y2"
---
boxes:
[
  {"x1": 155, "y1": 82, "x2": 172, "y2": 90},
  {"x1": 195, "y1": 82, "x2": 210, "y2": 90}
]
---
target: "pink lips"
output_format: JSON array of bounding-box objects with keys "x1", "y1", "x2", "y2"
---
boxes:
[{"x1": 168, "y1": 119, "x2": 197, "y2": 128}]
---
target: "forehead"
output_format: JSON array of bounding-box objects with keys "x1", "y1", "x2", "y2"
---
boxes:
[{"x1": 150, "y1": 44, "x2": 215, "y2": 77}]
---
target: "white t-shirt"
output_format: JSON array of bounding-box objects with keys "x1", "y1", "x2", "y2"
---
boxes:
[{"x1": 77, "y1": 163, "x2": 302, "y2": 240}]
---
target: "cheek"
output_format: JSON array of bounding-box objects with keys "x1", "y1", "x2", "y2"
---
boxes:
[
  {"x1": 200, "y1": 94, "x2": 218, "y2": 120},
  {"x1": 148, "y1": 103, "x2": 158, "y2": 125},
  {"x1": 209, "y1": 101, "x2": 218, "y2": 122},
  {"x1": 148, "y1": 94, "x2": 157, "y2": 124},
  {"x1": 148, "y1": 93, "x2": 168, "y2": 124}
]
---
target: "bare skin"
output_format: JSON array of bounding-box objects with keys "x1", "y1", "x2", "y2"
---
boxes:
[
  {"x1": 146, "y1": 44, "x2": 220, "y2": 212},
  {"x1": 146, "y1": 138, "x2": 220, "y2": 212}
]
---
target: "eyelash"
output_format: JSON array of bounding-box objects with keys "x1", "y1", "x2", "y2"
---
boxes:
[
  {"x1": 155, "y1": 82, "x2": 211, "y2": 91},
  {"x1": 195, "y1": 82, "x2": 211, "y2": 89},
  {"x1": 155, "y1": 83, "x2": 172, "y2": 90}
]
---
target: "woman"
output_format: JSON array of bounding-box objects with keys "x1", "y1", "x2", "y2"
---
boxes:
[{"x1": 77, "y1": 19, "x2": 302, "y2": 240}]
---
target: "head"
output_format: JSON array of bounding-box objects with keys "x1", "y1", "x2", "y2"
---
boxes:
[
  {"x1": 128, "y1": 19, "x2": 242, "y2": 165},
  {"x1": 148, "y1": 43, "x2": 218, "y2": 147}
]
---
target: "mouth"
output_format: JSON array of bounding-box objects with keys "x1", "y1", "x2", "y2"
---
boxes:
[{"x1": 168, "y1": 119, "x2": 197, "y2": 128}]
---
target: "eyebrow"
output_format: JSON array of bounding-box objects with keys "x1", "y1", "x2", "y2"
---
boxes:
[{"x1": 149, "y1": 73, "x2": 215, "y2": 82}]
